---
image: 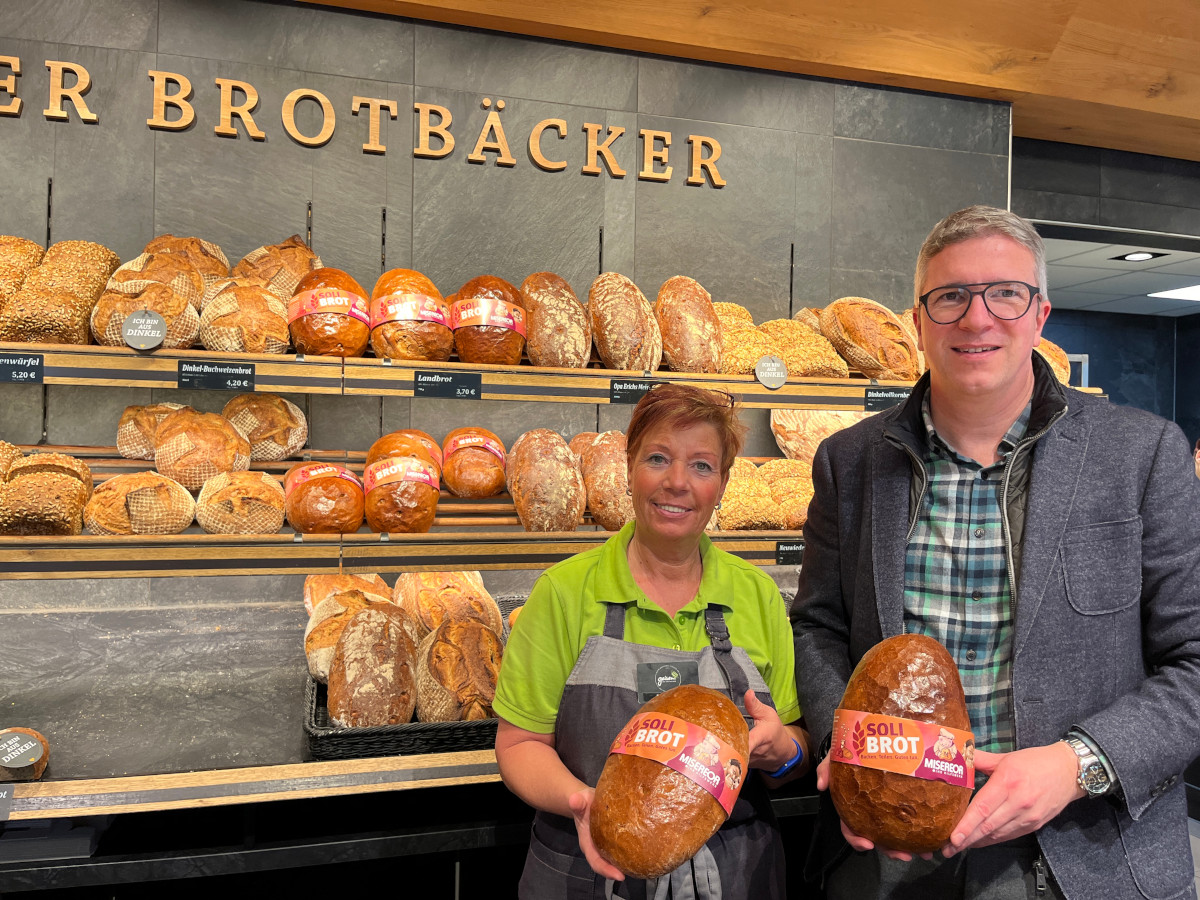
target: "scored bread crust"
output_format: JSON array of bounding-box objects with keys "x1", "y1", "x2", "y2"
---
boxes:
[
  {"x1": 519, "y1": 271, "x2": 592, "y2": 369},
  {"x1": 655, "y1": 275, "x2": 721, "y2": 373},
  {"x1": 85, "y1": 472, "x2": 195, "y2": 535},
  {"x1": 393, "y1": 570, "x2": 500, "y2": 641},
  {"x1": 415, "y1": 619, "x2": 503, "y2": 722},
  {"x1": 580, "y1": 430, "x2": 634, "y2": 532},
  {"x1": 820, "y1": 297, "x2": 920, "y2": 381},
  {"x1": 327, "y1": 605, "x2": 419, "y2": 728},
  {"x1": 588, "y1": 273, "x2": 662, "y2": 372}
]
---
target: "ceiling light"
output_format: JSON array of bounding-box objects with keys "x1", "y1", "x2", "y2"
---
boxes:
[
  {"x1": 1148, "y1": 285, "x2": 1200, "y2": 301},
  {"x1": 1112, "y1": 251, "x2": 1167, "y2": 262}
]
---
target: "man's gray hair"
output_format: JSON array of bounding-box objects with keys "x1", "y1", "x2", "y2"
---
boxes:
[{"x1": 914, "y1": 205, "x2": 1048, "y2": 306}]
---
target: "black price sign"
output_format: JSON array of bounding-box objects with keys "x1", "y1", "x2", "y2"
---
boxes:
[
  {"x1": 610, "y1": 378, "x2": 658, "y2": 404},
  {"x1": 775, "y1": 541, "x2": 804, "y2": 566},
  {"x1": 754, "y1": 355, "x2": 788, "y2": 390},
  {"x1": 864, "y1": 387, "x2": 911, "y2": 412},
  {"x1": 414, "y1": 370, "x2": 481, "y2": 400},
  {"x1": 122, "y1": 309, "x2": 167, "y2": 350},
  {"x1": 0, "y1": 784, "x2": 11, "y2": 821},
  {"x1": 0, "y1": 352, "x2": 43, "y2": 384},
  {"x1": 177, "y1": 360, "x2": 255, "y2": 392}
]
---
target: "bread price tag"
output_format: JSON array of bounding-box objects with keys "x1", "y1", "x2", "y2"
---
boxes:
[
  {"x1": 414, "y1": 370, "x2": 481, "y2": 400},
  {"x1": 363, "y1": 457, "x2": 440, "y2": 493},
  {"x1": 0, "y1": 784, "x2": 11, "y2": 821},
  {"x1": 0, "y1": 352, "x2": 43, "y2": 384},
  {"x1": 450, "y1": 296, "x2": 527, "y2": 336},
  {"x1": 444, "y1": 433, "x2": 506, "y2": 465},
  {"x1": 864, "y1": 387, "x2": 911, "y2": 412},
  {"x1": 370, "y1": 293, "x2": 450, "y2": 328},
  {"x1": 177, "y1": 360, "x2": 255, "y2": 392},
  {"x1": 609, "y1": 712, "x2": 746, "y2": 815},
  {"x1": 284, "y1": 463, "x2": 362, "y2": 499},
  {"x1": 831, "y1": 709, "x2": 975, "y2": 789},
  {"x1": 288, "y1": 288, "x2": 370, "y2": 325}
]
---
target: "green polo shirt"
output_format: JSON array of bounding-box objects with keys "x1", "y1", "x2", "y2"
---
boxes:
[{"x1": 493, "y1": 521, "x2": 801, "y2": 734}]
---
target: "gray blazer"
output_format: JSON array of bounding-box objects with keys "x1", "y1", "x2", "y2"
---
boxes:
[{"x1": 793, "y1": 360, "x2": 1200, "y2": 900}]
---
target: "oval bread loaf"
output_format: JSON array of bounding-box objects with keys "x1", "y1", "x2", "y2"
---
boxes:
[
  {"x1": 506, "y1": 429, "x2": 586, "y2": 532},
  {"x1": 116, "y1": 402, "x2": 186, "y2": 461},
  {"x1": 589, "y1": 273, "x2": 662, "y2": 371},
  {"x1": 820, "y1": 297, "x2": 920, "y2": 381},
  {"x1": 581, "y1": 430, "x2": 634, "y2": 532},
  {"x1": 655, "y1": 276, "x2": 721, "y2": 373},
  {"x1": 393, "y1": 571, "x2": 502, "y2": 641},
  {"x1": 519, "y1": 271, "x2": 592, "y2": 368},
  {"x1": 327, "y1": 605, "x2": 419, "y2": 728},
  {"x1": 303, "y1": 573, "x2": 390, "y2": 617},
  {"x1": 221, "y1": 393, "x2": 308, "y2": 461}
]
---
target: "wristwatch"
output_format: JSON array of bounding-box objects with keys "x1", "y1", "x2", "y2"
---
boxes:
[{"x1": 1064, "y1": 736, "x2": 1112, "y2": 798}]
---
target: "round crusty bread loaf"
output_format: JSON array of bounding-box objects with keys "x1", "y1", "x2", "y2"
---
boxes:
[
  {"x1": 288, "y1": 267, "x2": 371, "y2": 358},
  {"x1": 1035, "y1": 338, "x2": 1070, "y2": 384},
  {"x1": 581, "y1": 430, "x2": 634, "y2": 532},
  {"x1": 591, "y1": 685, "x2": 750, "y2": 878},
  {"x1": 232, "y1": 234, "x2": 321, "y2": 301},
  {"x1": 363, "y1": 455, "x2": 440, "y2": 534},
  {"x1": 441, "y1": 427, "x2": 506, "y2": 499},
  {"x1": 154, "y1": 408, "x2": 251, "y2": 492},
  {"x1": 792, "y1": 307, "x2": 823, "y2": 333},
  {"x1": 327, "y1": 605, "x2": 419, "y2": 728},
  {"x1": 415, "y1": 619, "x2": 503, "y2": 722},
  {"x1": 200, "y1": 277, "x2": 290, "y2": 353},
  {"x1": 520, "y1": 271, "x2": 592, "y2": 368},
  {"x1": 370, "y1": 268, "x2": 453, "y2": 362},
  {"x1": 284, "y1": 463, "x2": 365, "y2": 534},
  {"x1": 0, "y1": 726, "x2": 50, "y2": 781},
  {"x1": 392, "y1": 571, "x2": 502, "y2": 641},
  {"x1": 143, "y1": 234, "x2": 230, "y2": 296},
  {"x1": 195, "y1": 470, "x2": 285, "y2": 535},
  {"x1": 820, "y1": 297, "x2": 920, "y2": 381},
  {"x1": 655, "y1": 276, "x2": 721, "y2": 373},
  {"x1": 588, "y1": 273, "x2": 662, "y2": 372},
  {"x1": 91, "y1": 252, "x2": 203, "y2": 348},
  {"x1": 366, "y1": 430, "x2": 442, "y2": 470},
  {"x1": 770, "y1": 408, "x2": 873, "y2": 468},
  {"x1": 220, "y1": 393, "x2": 308, "y2": 461},
  {"x1": 506, "y1": 428, "x2": 586, "y2": 532},
  {"x1": 116, "y1": 402, "x2": 186, "y2": 460},
  {"x1": 452, "y1": 275, "x2": 527, "y2": 366},
  {"x1": 84, "y1": 472, "x2": 195, "y2": 535}
]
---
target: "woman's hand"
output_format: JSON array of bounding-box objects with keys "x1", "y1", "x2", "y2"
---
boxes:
[
  {"x1": 568, "y1": 788, "x2": 626, "y2": 881},
  {"x1": 745, "y1": 690, "x2": 810, "y2": 782}
]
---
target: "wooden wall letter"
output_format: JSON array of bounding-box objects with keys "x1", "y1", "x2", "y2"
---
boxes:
[
  {"x1": 282, "y1": 88, "x2": 335, "y2": 147},
  {"x1": 146, "y1": 70, "x2": 194, "y2": 130},
  {"x1": 468, "y1": 101, "x2": 515, "y2": 166},
  {"x1": 582, "y1": 123, "x2": 626, "y2": 177},
  {"x1": 0, "y1": 56, "x2": 21, "y2": 117},
  {"x1": 44, "y1": 60, "x2": 97, "y2": 123},
  {"x1": 414, "y1": 102, "x2": 454, "y2": 158},
  {"x1": 687, "y1": 135, "x2": 726, "y2": 187},
  {"x1": 529, "y1": 118, "x2": 567, "y2": 171},
  {"x1": 638, "y1": 129, "x2": 672, "y2": 182},
  {"x1": 352, "y1": 96, "x2": 397, "y2": 153},
  {"x1": 214, "y1": 77, "x2": 265, "y2": 139}
]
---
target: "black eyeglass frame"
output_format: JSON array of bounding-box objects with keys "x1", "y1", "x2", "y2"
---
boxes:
[{"x1": 917, "y1": 281, "x2": 1043, "y2": 325}]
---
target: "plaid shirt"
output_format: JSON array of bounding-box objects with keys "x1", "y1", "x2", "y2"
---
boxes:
[{"x1": 903, "y1": 397, "x2": 1031, "y2": 753}]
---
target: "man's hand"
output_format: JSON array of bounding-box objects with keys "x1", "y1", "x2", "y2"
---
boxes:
[
  {"x1": 568, "y1": 788, "x2": 625, "y2": 881},
  {"x1": 815, "y1": 752, "x2": 933, "y2": 862},
  {"x1": 941, "y1": 742, "x2": 1084, "y2": 858}
]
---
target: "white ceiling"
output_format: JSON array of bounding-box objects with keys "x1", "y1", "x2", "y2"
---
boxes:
[{"x1": 1045, "y1": 238, "x2": 1200, "y2": 317}]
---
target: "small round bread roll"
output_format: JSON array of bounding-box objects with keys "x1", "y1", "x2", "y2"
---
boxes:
[
  {"x1": 200, "y1": 277, "x2": 290, "y2": 354},
  {"x1": 233, "y1": 234, "x2": 321, "y2": 301},
  {"x1": 154, "y1": 408, "x2": 251, "y2": 492},
  {"x1": 288, "y1": 267, "x2": 371, "y2": 358},
  {"x1": 452, "y1": 275, "x2": 527, "y2": 366},
  {"x1": 196, "y1": 470, "x2": 285, "y2": 534},
  {"x1": 284, "y1": 463, "x2": 365, "y2": 534},
  {"x1": 441, "y1": 427, "x2": 506, "y2": 498},
  {"x1": 116, "y1": 402, "x2": 186, "y2": 461},
  {"x1": 220, "y1": 393, "x2": 308, "y2": 461},
  {"x1": 370, "y1": 268, "x2": 453, "y2": 362},
  {"x1": 363, "y1": 454, "x2": 440, "y2": 534},
  {"x1": 84, "y1": 472, "x2": 195, "y2": 535}
]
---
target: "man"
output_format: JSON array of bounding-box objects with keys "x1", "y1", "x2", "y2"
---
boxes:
[{"x1": 793, "y1": 205, "x2": 1200, "y2": 899}]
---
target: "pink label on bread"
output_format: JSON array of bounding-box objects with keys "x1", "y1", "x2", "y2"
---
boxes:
[
  {"x1": 284, "y1": 464, "x2": 363, "y2": 500},
  {"x1": 370, "y1": 293, "x2": 450, "y2": 328},
  {"x1": 363, "y1": 457, "x2": 440, "y2": 493},
  {"x1": 287, "y1": 288, "x2": 370, "y2": 325},
  {"x1": 444, "y1": 433, "x2": 506, "y2": 466},
  {"x1": 608, "y1": 712, "x2": 746, "y2": 816},
  {"x1": 830, "y1": 709, "x2": 975, "y2": 789},
  {"x1": 450, "y1": 297, "x2": 527, "y2": 336}
]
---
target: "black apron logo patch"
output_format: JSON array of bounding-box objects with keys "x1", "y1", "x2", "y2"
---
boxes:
[{"x1": 636, "y1": 660, "x2": 700, "y2": 703}]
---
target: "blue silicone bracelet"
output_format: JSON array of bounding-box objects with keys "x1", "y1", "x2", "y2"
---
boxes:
[{"x1": 768, "y1": 738, "x2": 803, "y2": 778}]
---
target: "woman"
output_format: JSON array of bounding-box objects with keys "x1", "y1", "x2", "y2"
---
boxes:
[{"x1": 494, "y1": 383, "x2": 810, "y2": 899}]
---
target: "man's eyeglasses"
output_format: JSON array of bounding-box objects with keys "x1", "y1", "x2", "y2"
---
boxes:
[{"x1": 918, "y1": 281, "x2": 1041, "y2": 325}]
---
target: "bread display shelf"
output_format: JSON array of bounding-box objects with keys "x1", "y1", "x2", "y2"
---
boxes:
[{"x1": 4, "y1": 751, "x2": 500, "y2": 821}]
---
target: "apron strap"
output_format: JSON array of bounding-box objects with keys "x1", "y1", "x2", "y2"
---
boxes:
[
  {"x1": 705, "y1": 606, "x2": 750, "y2": 704},
  {"x1": 602, "y1": 602, "x2": 626, "y2": 639}
]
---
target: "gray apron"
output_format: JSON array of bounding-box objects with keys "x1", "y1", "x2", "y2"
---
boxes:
[{"x1": 517, "y1": 602, "x2": 787, "y2": 900}]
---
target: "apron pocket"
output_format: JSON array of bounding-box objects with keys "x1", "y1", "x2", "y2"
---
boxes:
[{"x1": 521, "y1": 831, "x2": 602, "y2": 900}]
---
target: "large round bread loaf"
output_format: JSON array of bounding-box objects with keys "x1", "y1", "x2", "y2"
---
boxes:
[
  {"x1": 195, "y1": 470, "x2": 285, "y2": 534},
  {"x1": 655, "y1": 276, "x2": 721, "y2": 373},
  {"x1": 200, "y1": 277, "x2": 290, "y2": 353},
  {"x1": 581, "y1": 430, "x2": 634, "y2": 532},
  {"x1": 506, "y1": 429, "x2": 585, "y2": 532},
  {"x1": 415, "y1": 619, "x2": 503, "y2": 722},
  {"x1": 588, "y1": 273, "x2": 662, "y2": 371},
  {"x1": 116, "y1": 402, "x2": 186, "y2": 460},
  {"x1": 366, "y1": 430, "x2": 442, "y2": 471},
  {"x1": 519, "y1": 271, "x2": 592, "y2": 368},
  {"x1": 370, "y1": 268, "x2": 453, "y2": 362},
  {"x1": 284, "y1": 463, "x2": 364, "y2": 534},
  {"x1": 233, "y1": 235, "x2": 321, "y2": 301},
  {"x1": 830, "y1": 633, "x2": 972, "y2": 853},
  {"x1": 154, "y1": 409, "x2": 251, "y2": 492},
  {"x1": 441, "y1": 427, "x2": 506, "y2": 498},
  {"x1": 288, "y1": 267, "x2": 371, "y2": 358},
  {"x1": 393, "y1": 571, "x2": 501, "y2": 641},
  {"x1": 91, "y1": 252, "x2": 203, "y2": 348},
  {"x1": 452, "y1": 275, "x2": 527, "y2": 366},
  {"x1": 84, "y1": 472, "x2": 195, "y2": 535},
  {"x1": 143, "y1": 234, "x2": 229, "y2": 296},
  {"x1": 221, "y1": 393, "x2": 308, "y2": 461},
  {"x1": 363, "y1": 455, "x2": 440, "y2": 533},
  {"x1": 820, "y1": 297, "x2": 920, "y2": 381},
  {"x1": 591, "y1": 685, "x2": 749, "y2": 878},
  {"x1": 327, "y1": 605, "x2": 419, "y2": 728}
]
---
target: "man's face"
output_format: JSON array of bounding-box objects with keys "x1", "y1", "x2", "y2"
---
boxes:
[{"x1": 913, "y1": 234, "x2": 1050, "y2": 403}]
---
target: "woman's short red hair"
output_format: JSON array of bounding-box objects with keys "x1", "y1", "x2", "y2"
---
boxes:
[{"x1": 625, "y1": 383, "x2": 745, "y2": 476}]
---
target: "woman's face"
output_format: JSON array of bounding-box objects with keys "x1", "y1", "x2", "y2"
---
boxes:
[{"x1": 628, "y1": 420, "x2": 728, "y2": 545}]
